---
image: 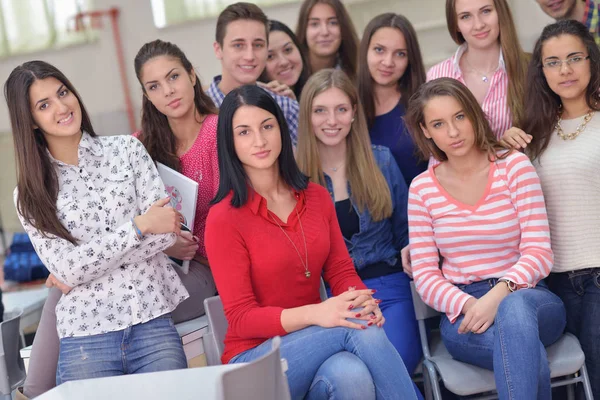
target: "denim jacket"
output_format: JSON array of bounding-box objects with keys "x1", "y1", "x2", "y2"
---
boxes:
[{"x1": 324, "y1": 145, "x2": 409, "y2": 271}]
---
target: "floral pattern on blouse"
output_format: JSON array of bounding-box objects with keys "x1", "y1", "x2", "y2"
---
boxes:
[{"x1": 15, "y1": 133, "x2": 189, "y2": 338}]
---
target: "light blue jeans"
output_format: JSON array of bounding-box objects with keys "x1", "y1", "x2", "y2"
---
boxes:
[
  {"x1": 56, "y1": 313, "x2": 187, "y2": 384},
  {"x1": 440, "y1": 279, "x2": 566, "y2": 400},
  {"x1": 230, "y1": 320, "x2": 420, "y2": 400}
]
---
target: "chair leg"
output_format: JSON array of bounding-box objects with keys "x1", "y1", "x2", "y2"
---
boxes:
[
  {"x1": 579, "y1": 363, "x2": 594, "y2": 400},
  {"x1": 567, "y1": 383, "x2": 575, "y2": 400},
  {"x1": 424, "y1": 361, "x2": 443, "y2": 400}
]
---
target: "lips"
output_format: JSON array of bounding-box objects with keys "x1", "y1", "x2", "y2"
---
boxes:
[
  {"x1": 559, "y1": 79, "x2": 578, "y2": 87},
  {"x1": 253, "y1": 150, "x2": 271, "y2": 159},
  {"x1": 278, "y1": 66, "x2": 294, "y2": 78},
  {"x1": 473, "y1": 31, "x2": 490, "y2": 40},
  {"x1": 168, "y1": 98, "x2": 181, "y2": 108},
  {"x1": 377, "y1": 69, "x2": 394, "y2": 78},
  {"x1": 239, "y1": 65, "x2": 257, "y2": 72},
  {"x1": 322, "y1": 128, "x2": 341, "y2": 137},
  {"x1": 450, "y1": 140, "x2": 464, "y2": 148},
  {"x1": 57, "y1": 112, "x2": 74, "y2": 125}
]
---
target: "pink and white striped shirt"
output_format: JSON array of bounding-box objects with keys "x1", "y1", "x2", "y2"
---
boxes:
[
  {"x1": 427, "y1": 44, "x2": 511, "y2": 140},
  {"x1": 408, "y1": 151, "x2": 553, "y2": 322}
]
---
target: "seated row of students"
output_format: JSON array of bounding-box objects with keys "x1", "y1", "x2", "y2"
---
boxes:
[{"x1": 4, "y1": 0, "x2": 599, "y2": 398}]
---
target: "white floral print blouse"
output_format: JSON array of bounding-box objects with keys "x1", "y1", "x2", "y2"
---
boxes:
[{"x1": 15, "y1": 133, "x2": 189, "y2": 338}]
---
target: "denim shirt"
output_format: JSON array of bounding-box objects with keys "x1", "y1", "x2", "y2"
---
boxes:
[{"x1": 324, "y1": 145, "x2": 409, "y2": 271}]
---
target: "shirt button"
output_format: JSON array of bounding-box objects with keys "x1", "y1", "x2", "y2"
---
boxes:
[
  {"x1": 120, "y1": 265, "x2": 125, "y2": 270},
  {"x1": 105, "y1": 227, "x2": 110, "y2": 232},
  {"x1": 79, "y1": 168, "x2": 83, "y2": 173},
  {"x1": 89, "y1": 187, "x2": 93, "y2": 191},
  {"x1": 98, "y1": 206, "x2": 103, "y2": 210},
  {"x1": 128, "y1": 286, "x2": 133, "y2": 290}
]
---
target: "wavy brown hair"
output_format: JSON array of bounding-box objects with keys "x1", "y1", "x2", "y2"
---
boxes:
[
  {"x1": 523, "y1": 20, "x2": 600, "y2": 161},
  {"x1": 405, "y1": 78, "x2": 510, "y2": 162},
  {"x1": 295, "y1": 0, "x2": 359, "y2": 80},
  {"x1": 357, "y1": 13, "x2": 426, "y2": 127},
  {"x1": 5, "y1": 61, "x2": 95, "y2": 243},
  {"x1": 134, "y1": 40, "x2": 217, "y2": 171},
  {"x1": 296, "y1": 69, "x2": 392, "y2": 221},
  {"x1": 446, "y1": 0, "x2": 529, "y2": 127}
]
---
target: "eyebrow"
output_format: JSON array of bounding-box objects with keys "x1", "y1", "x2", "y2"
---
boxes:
[
  {"x1": 234, "y1": 117, "x2": 274, "y2": 129},
  {"x1": 230, "y1": 38, "x2": 266, "y2": 43},
  {"x1": 543, "y1": 51, "x2": 585, "y2": 61},
  {"x1": 427, "y1": 110, "x2": 463, "y2": 125},
  {"x1": 457, "y1": 5, "x2": 491, "y2": 16},
  {"x1": 35, "y1": 84, "x2": 66, "y2": 107},
  {"x1": 373, "y1": 42, "x2": 407, "y2": 51},
  {"x1": 308, "y1": 17, "x2": 337, "y2": 21},
  {"x1": 143, "y1": 68, "x2": 177, "y2": 86}
]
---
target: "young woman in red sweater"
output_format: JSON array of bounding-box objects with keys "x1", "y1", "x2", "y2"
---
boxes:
[{"x1": 204, "y1": 85, "x2": 417, "y2": 400}]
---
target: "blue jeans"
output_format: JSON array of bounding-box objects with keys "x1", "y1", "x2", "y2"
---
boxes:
[
  {"x1": 230, "y1": 321, "x2": 421, "y2": 400},
  {"x1": 56, "y1": 314, "x2": 187, "y2": 384},
  {"x1": 363, "y1": 272, "x2": 422, "y2": 374},
  {"x1": 440, "y1": 279, "x2": 566, "y2": 400},
  {"x1": 548, "y1": 268, "x2": 600, "y2": 399}
]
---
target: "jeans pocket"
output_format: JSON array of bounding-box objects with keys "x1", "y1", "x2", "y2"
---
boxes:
[{"x1": 593, "y1": 270, "x2": 600, "y2": 290}]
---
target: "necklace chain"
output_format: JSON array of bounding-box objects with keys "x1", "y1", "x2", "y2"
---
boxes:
[
  {"x1": 269, "y1": 208, "x2": 311, "y2": 278},
  {"x1": 556, "y1": 110, "x2": 595, "y2": 140},
  {"x1": 464, "y1": 57, "x2": 497, "y2": 84}
]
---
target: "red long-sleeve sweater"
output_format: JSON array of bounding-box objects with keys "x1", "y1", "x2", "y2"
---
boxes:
[{"x1": 205, "y1": 182, "x2": 366, "y2": 364}]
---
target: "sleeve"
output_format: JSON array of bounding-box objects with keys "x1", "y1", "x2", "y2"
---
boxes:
[
  {"x1": 384, "y1": 150, "x2": 409, "y2": 250},
  {"x1": 205, "y1": 208, "x2": 287, "y2": 339},
  {"x1": 500, "y1": 153, "x2": 553, "y2": 287},
  {"x1": 426, "y1": 65, "x2": 436, "y2": 82},
  {"x1": 408, "y1": 183, "x2": 473, "y2": 323},
  {"x1": 320, "y1": 189, "x2": 367, "y2": 296},
  {"x1": 276, "y1": 96, "x2": 299, "y2": 147},
  {"x1": 14, "y1": 138, "x2": 175, "y2": 288}
]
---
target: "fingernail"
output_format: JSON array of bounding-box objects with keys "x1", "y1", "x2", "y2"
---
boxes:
[
  {"x1": 375, "y1": 299, "x2": 382, "y2": 304},
  {"x1": 361, "y1": 325, "x2": 367, "y2": 330},
  {"x1": 371, "y1": 289, "x2": 377, "y2": 294},
  {"x1": 355, "y1": 313, "x2": 361, "y2": 318},
  {"x1": 370, "y1": 314, "x2": 376, "y2": 319},
  {"x1": 348, "y1": 304, "x2": 354, "y2": 310},
  {"x1": 368, "y1": 322, "x2": 373, "y2": 326}
]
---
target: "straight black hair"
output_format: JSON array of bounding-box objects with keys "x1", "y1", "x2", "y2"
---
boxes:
[{"x1": 212, "y1": 85, "x2": 308, "y2": 207}]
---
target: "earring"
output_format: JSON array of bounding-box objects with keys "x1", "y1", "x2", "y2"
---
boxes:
[{"x1": 351, "y1": 118, "x2": 355, "y2": 123}]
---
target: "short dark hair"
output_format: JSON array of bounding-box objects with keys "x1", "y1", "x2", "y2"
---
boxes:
[
  {"x1": 215, "y1": 2, "x2": 269, "y2": 46},
  {"x1": 212, "y1": 85, "x2": 308, "y2": 208}
]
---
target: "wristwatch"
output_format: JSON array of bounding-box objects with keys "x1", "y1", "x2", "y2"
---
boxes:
[{"x1": 498, "y1": 279, "x2": 517, "y2": 292}]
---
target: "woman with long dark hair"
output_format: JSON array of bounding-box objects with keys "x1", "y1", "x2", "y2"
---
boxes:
[
  {"x1": 258, "y1": 20, "x2": 310, "y2": 100},
  {"x1": 5, "y1": 60, "x2": 188, "y2": 387},
  {"x1": 205, "y1": 84, "x2": 418, "y2": 399},
  {"x1": 504, "y1": 20, "x2": 600, "y2": 398},
  {"x1": 295, "y1": 0, "x2": 359, "y2": 79}
]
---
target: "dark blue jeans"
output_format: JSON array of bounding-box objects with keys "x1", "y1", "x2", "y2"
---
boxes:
[
  {"x1": 56, "y1": 313, "x2": 187, "y2": 384},
  {"x1": 440, "y1": 279, "x2": 566, "y2": 400},
  {"x1": 548, "y1": 268, "x2": 600, "y2": 399}
]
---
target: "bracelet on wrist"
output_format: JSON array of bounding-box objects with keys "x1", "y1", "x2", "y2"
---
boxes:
[
  {"x1": 498, "y1": 279, "x2": 517, "y2": 293},
  {"x1": 131, "y1": 217, "x2": 143, "y2": 240}
]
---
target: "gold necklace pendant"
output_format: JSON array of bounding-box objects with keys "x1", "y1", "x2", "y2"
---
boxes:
[{"x1": 556, "y1": 110, "x2": 595, "y2": 141}]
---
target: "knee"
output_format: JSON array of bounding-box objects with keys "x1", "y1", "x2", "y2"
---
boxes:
[
  {"x1": 311, "y1": 352, "x2": 375, "y2": 399},
  {"x1": 496, "y1": 292, "x2": 532, "y2": 325}
]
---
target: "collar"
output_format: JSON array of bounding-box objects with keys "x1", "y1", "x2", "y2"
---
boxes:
[
  {"x1": 247, "y1": 185, "x2": 305, "y2": 220},
  {"x1": 451, "y1": 43, "x2": 506, "y2": 77},
  {"x1": 48, "y1": 131, "x2": 102, "y2": 165},
  {"x1": 209, "y1": 75, "x2": 225, "y2": 105}
]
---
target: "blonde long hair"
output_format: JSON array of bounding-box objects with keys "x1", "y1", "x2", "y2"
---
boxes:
[
  {"x1": 446, "y1": 0, "x2": 528, "y2": 127},
  {"x1": 296, "y1": 69, "x2": 392, "y2": 221}
]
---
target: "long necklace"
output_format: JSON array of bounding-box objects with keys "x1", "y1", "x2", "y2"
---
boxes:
[
  {"x1": 269, "y1": 208, "x2": 311, "y2": 278},
  {"x1": 556, "y1": 109, "x2": 595, "y2": 140}
]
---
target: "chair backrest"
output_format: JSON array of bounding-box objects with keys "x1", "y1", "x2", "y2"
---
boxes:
[
  {"x1": 410, "y1": 282, "x2": 440, "y2": 321},
  {"x1": 203, "y1": 296, "x2": 228, "y2": 366},
  {"x1": 319, "y1": 278, "x2": 328, "y2": 302},
  {"x1": 218, "y1": 336, "x2": 291, "y2": 400},
  {"x1": 0, "y1": 310, "x2": 25, "y2": 395}
]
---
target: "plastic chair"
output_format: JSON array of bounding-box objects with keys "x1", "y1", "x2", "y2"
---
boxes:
[
  {"x1": 217, "y1": 336, "x2": 291, "y2": 400},
  {"x1": 0, "y1": 310, "x2": 25, "y2": 400},
  {"x1": 410, "y1": 282, "x2": 594, "y2": 400}
]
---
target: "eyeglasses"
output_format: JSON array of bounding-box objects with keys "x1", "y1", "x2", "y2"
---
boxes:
[{"x1": 542, "y1": 55, "x2": 590, "y2": 69}]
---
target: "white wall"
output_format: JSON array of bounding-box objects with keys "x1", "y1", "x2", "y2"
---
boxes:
[{"x1": 0, "y1": 0, "x2": 555, "y2": 135}]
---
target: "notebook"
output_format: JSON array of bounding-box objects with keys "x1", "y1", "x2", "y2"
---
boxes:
[{"x1": 156, "y1": 162, "x2": 199, "y2": 274}]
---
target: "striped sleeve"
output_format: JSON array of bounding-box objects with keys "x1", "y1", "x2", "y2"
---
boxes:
[
  {"x1": 500, "y1": 152, "x2": 553, "y2": 286},
  {"x1": 408, "y1": 178, "x2": 473, "y2": 322},
  {"x1": 426, "y1": 59, "x2": 452, "y2": 82}
]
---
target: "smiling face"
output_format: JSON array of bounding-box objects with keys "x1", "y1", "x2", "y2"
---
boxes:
[
  {"x1": 455, "y1": 0, "x2": 500, "y2": 50},
  {"x1": 367, "y1": 27, "x2": 409, "y2": 88},
  {"x1": 265, "y1": 30, "x2": 304, "y2": 88},
  {"x1": 305, "y1": 3, "x2": 342, "y2": 59},
  {"x1": 310, "y1": 86, "x2": 355, "y2": 147},
  {"x1": 232, "y1": 105, "x2": 282, "y2": 172},
  {"x1": 541, "y1": 34, "x2": 591, "y2": 105},
  {"x1": 420, "y1": 95, "x2": 477, "y2": 159},
  {"x1": 29, "y1": 77, "x2": 83, "y2": 140},
  {"x1": 140, "y1": 55, "x2": 196, "y2": 120},
  {"x1": 536, "y1": 0, "x2": 578, "y2": 19},
  {"x1": 215, "y1": 19, "x2": 268, "y2": 87}
]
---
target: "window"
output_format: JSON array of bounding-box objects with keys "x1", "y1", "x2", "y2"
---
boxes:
[
  {"x1": 151, "y1": 0, "x2": 296, "y2": 28},
  {"x1": 0, "y1": 0, "x2": 95, "y2": 58}
]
